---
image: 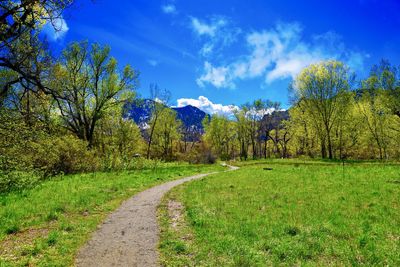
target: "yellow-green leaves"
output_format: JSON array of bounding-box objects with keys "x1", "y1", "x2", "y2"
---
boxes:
[{"x1": 53, "y1": 41, "x2": 139, "y2": 146}]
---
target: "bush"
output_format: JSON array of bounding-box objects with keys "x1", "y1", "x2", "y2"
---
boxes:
[
  {"x1": 31, "y1": 135, "x2": 101, "y2": 175},
  {"x1": 0, "y1": 132, "x2": 103, "y2": 193},
  {"x1": 183, "y1": 143, "x2": 216, "y2": 164},
  {"x1": 52, "y1": 136, "x2": 100, "y2": 174},
  {"x1": 0, "y1": 170, "x2": 40, "y2": 193}
]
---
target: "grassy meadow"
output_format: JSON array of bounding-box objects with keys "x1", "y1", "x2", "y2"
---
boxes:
[
  {"x1": 0, "y1": 163, "x2": 225, "y2": 266},
  {"x1": 159, "y1": 160, "x2": 400, "y2": 266}
]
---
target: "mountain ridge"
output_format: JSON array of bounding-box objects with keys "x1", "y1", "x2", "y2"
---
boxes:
[{"x1": 123, "y1": 100, "x2": 209, "y2": 140}]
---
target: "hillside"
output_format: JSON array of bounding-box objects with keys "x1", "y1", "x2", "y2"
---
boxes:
[{"x1": 123, "y1": 100, "x2": 210, "y2": 141}]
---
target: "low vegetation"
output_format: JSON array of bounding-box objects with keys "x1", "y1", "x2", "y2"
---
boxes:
[
  {"x1": 0, "y1": 163, "x2": 224, "y2": 266},
  {"x1": 159, "y1": 160, "x2": 400, "y2": 266}
]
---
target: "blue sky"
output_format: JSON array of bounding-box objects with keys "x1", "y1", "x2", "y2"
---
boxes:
[{"x1": 44, "y1": 0, "x2": 400, "y2": 114}]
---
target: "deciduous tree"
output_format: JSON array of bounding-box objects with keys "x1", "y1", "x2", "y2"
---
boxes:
[
  {"x1": 51, "y1": 42, "x2": 138, "y2": 147},
  {"x1": 292, "y1": 60, "x2": 353, "y2": 159}
]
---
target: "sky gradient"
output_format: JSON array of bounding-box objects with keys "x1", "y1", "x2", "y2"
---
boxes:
[{"x1": 43, "y1": 0, "x2": 400, "y2": 114}]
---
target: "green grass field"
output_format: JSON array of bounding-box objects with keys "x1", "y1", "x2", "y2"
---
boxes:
[
  {"x1": 0, "y1": 163, "x2": 224, "y2": 266},
  {"x1": 159, "y1": 161, "x2": 400, "y2": 266}
]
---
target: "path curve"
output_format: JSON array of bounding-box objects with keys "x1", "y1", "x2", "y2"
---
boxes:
[{"x1": 75, "y1": 165, "x2": 238, "y2": 267}]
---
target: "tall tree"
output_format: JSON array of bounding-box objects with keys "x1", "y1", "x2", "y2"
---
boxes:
[
  {"x1": 234, "y1": 109, "x2": 250, "y2": 160},
  {"x1": 292, "y1": 60, "x2": 353, "y2": 159},
  {"x1": 95, "y1": 106, "x2": 144, "y2": 166},
  {"x1": 242, "y1": 99, "x2": 270, "y2": 159},
  {"x1": 261, "y1": 101, "x2": 282, "y2": 158},
  {"x1": 51, "y1": 42, "x2": 138, "y2": 147},
  {"x1": 203, "y1": 114, "x2": 237, "y2": 160},
  {"x1": 145, "y1": 84, "x2": 170, "y2": 159},
  {"x1": 369, "y1": 60, "x2": 400, "y2": 118},
  {"x1": 149, "y1": 108, "x2": 181, "y2": 160},
  {"x1": 357, "y1": 75, "x2": 391, "y2": 159},
  {"x1": 277, "y1": 120, "x2": 291, "y2": 158}
]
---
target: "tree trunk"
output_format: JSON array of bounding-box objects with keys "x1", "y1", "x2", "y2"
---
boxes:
[
  {"x1": 321, "y1": 138, "x2": 327, "y2": 159},
  {"x1": 327, "y1": 133, "x2": 333, "y2": 159},
  {"x1": 252, "y1": 139, "x2": 256, "y2": 159},
  {"x1": 146, "y1": 115, "x2": 159, "y2": 159},
  {"x1": 264, "y1": 139, "x2": 267, "y2": 159},
  {"x1": 146, "y1": 129, "x2": 154, "y2": 159}
]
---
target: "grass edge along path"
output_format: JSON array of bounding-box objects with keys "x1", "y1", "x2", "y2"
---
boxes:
[
  {"x1": 158, "y1": 186, "x2": 199, "y2": 266},
  {"x1": 158, "y1": 165, "x2": 238, "y2": 266},
  {"x1": 159, "y1": 160, "x2": 400, "y2": 266},
  {"x1": 0, "y1": 163, "x2": 225, "y2": 266}
]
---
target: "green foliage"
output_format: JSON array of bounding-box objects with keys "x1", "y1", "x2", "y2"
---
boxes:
[
  {"x1": 0, "y1": 131, "x2": 100, "y2": 192},
  {"x1": 0, "y1": 171, "x2": 40, "y2": 193},
  {"x1": 291, "y1": 60, "x2": 354, "y2": 159},
  {"x1": 32, "y1": 135, "x2": 99, "y2": 175},
  {"x1": 0, "y1": 108, "x2": 101, "y2": 192},
  {"x1": 148, "y1": 108, "x2": 182, "y2": 160},
  {"x1": 286, "y1": 60, "x2": 400, "y2": 160},
  {"x1": 368, "y1": 60, "x2": 400, "y2": 117},
  {"x1": 0, "y1": 98, "x2": 149, "y2": 192},
  {"x1": 203, "y1": 114, "x2": 237, "y2": 160},
  {"x1": 95, "y1": 107, "x2": 145, "y2": 170},
  {"x1": 50, "y1": 41, "x2": 139, "y2": 146},
  {"x1": 181, "y1": 142, "x2": 217, "y2": 164},
  {"x1": 233, "y1": 109, "x2": 251, "y2": 160}
]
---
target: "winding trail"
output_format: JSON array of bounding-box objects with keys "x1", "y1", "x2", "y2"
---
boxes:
[{"x1": 75, "y1": 165, "x2": 238, "y2": 267}]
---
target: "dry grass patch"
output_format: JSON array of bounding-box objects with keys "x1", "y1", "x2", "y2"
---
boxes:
[{"x1": 159, "y1": 188, "x2": 198, "y2": 266}]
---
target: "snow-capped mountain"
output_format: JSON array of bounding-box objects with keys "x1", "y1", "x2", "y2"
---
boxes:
[{"x1": 123, "y1": 99, "x2": 209, "y2": 140}]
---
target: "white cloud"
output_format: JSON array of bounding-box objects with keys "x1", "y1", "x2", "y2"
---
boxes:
[
  {"x1": 190, "y1": 16, "x2": 240, "y2": 57},
  {"x1": 200, "y1": 43, "x2": 214, "y2": 57},
  {"x1": 190, "y1": 17, "x2": 226, "y2": 36},
  {"x1": 161, "y1": 4, "x2": 177, "y2": 14},
  {"x1": 147, "y1": 59, "x2": 159, "y2": 66},
  {"x1": 42, "y1": 17, "x2": 69, "y2": 41},
  {"x1": 175, "y1": 96, "x2": 239, "y2": 117},
  {"x1": 197, "y1": 22, "x2": 366, "y2": 88},
  {"x1": 196, "y1": 62, "x2": 235, "y2": 89}
]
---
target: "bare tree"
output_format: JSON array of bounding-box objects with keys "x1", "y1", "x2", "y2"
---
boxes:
[{"x1": 145, "y1": 84, "x2": 171, "y2": 159}]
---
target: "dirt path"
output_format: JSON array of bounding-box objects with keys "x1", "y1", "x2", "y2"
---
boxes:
[{"x1": 75, "y1": 165, "x2": 238, "y2": 267}]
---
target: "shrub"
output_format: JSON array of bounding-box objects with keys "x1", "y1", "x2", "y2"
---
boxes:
[
  {"x1": 30, "y1": 135, "x2": 101, "y2": 175},
  {"x1": 0, "y1": 170, "x2": 40, "y2": 193},
  {"x1": 0, "y1": 132, "x2": 102, "y2": 192},
  {"x1": 183, "y1": 143, "x2": 216, "y2": 164},
  {"x1": 52, "y1": 135, "x2": 100, "y2": 174}
]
